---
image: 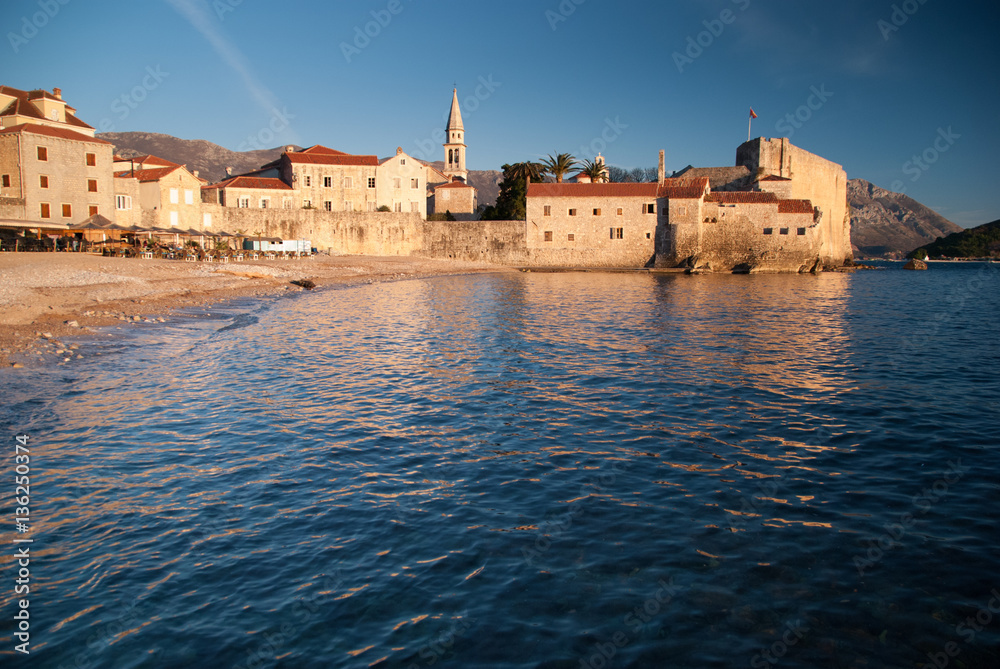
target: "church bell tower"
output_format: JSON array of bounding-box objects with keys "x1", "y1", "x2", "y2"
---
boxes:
[{"x1": 443, "y1": 88, "x2": 467, "y2": 182}]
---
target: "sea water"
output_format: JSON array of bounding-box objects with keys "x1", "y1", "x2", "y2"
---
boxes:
[{"x1": 1, "y1": 262, "x2": 999, "y2": 668}]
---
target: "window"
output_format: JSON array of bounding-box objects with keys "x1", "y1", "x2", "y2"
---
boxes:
[
  {"x1": 62, "y1": 203, "x2": 72, "y2": 218},
  {"x1": 646, "y1": 232, "x2": 651, "y2": 239},
  {"x1": 367, "y1": 177, "x2": 376, "y2": 188},
  {"x1": 40, "y1": 203, "x2": 50, "y2": 218},
  {"x1": 610, "y1": 227, "x2": 624, "y2": 239},
  {"x1": 410, "y1": 201, "x2": 418, "y2": 212},
  {"x1": 763, "y1": 228, "x2": 773, "y2": 235},
  {"x1": 644, "y1": 203, "x2": 655, "y2": 214},
  {"x1": 88, "y1": 179, "x2": 98, "y2": 193},
  {"x1": 37, "y1": 146, "x2": 47, "y2": 161},
  {"x1": 185, "y1": 189, "x2": 194, "y2": 205},
  {"x1": 39, "y1": 175, "x2": 49, "y2": 189},
  {"x1": 169, "y1": 188, "x2": 178, "y2": 204},
  {"x1": 283, "y1": 198, "x2": 293, "y2": 209},
  {"x1": 86, "y1": 153, "x2": 96, "y2": 166},
  {"x1": 393, "y1": 177, "x2": 401, "y2": 189},
  {"x1": 617, "y1": 208, "x2": 623, "y2": 216},
  {"x1": 303, "y1": 199, "x2": 312, "y2": 208},
  {"x1": 324, "y1": 201, "x2": 333, "y2": 211},
  {"x1": 400, "y1": 158, "x2": 406, "y2": 165},
  {"x1": 345, "y1": 201, "x2": 353, "y2": 211},
  {"x1": 1, "y1": 174, "x2": 9, "y2": 188},
  {"x1": 544, "y1": 231, "x2": 553, "y2": 242},
  {"x1": 593, "y1": 208, "x2": 601, "y2": 216},
  {"x1": 567, "y1": 233, "x2": 575, "y2": 241},
  {"x1": 411, "y1": 178, "x2": 419, "y2": 189},
  {"x1": 260, "y1": 198, "x2": 270, "y2": 208},
  {"x1": 678, "y1": 206, "x2": 687, "y2": 216},
  {"x1": 304, "y1": 175, "x2": 311, "y2": 187},
  {"x1": 543, "y1": 205, "x2": 551, "y2": 216},
  {"x1": 88, "y1": 205, "x2": 98, "y2": 216},
  {"x1": 797, "y1": 228, "x2": 806, "y2": 236},
  {"x1": 116, "y1": 195, "x2": 132, "y2": 210},
  {"x1": 170, "y1": 211, "x2": 178, "y2": 227},
  {"x1": 238, "y1": 197, "x2": 250, "y2": 208},
  {"x1": 203, "y1": 213, "x2": 212, "y2": 228},
  {"x1": 568, "y1": 208, "x2": 577, "y2": 216},
  {"x1": 324, "y1": 176, "x2": 332, "y2": 188},
  {"x1": 779, "y1": 228, "x2": 789, "y2": 235},
  {"x1": 367, "y1": 202, "x2": 376, "y2": 212},
  {"x1": 394, "y1": 202, "x2": 402, "y2": 212},
  {"x1": 344, "y1": 177, "x2": 353, "y2": 188}
]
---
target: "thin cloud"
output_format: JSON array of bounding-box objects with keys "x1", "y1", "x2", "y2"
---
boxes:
[{"x1": 164, "y1": 0, "x2": 280, "y2": 114}]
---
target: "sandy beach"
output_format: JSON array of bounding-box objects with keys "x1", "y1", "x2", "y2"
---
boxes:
[{"x1": 0, "y1": 252, "x2": 505, "y2": 367}]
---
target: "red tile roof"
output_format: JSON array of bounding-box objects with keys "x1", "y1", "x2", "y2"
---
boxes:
[
  {"x1": 528, "y1": 182, "x2": 660, "y2": 198},
  {"x1": 115, "y1": 166, "x2": 180, "y2": 182},
  {"x1": 658, "y1": 176, "x2": 710, "y2": 199},
  {"x1": 777, "y1": 199, "x2": 815, "y2": 214},
  {"x1": 117, "y1": 154, "x2": 180, "y2": 168},
  {"x1": 760, "y1": 175, "x2": 791, "y2": 181},
  {"x1": 286, "y1": 153, "x2": 378, "y2": 166},
  {"x1": 0, "y1": 123, "x2": 109, "y2": 144},
  {"x1": 705, "y1": 192, "x2": 779, "y2": 204},
  {"x1": 299, "y1": 145, "x2": 348, "y2": 156},
  {"x1": 436, "y1": 181, "x2": 476, "y2": 190},
  {"x1": 201, "y1": 176, "x2": 293, "y2": 191},
  {"x1": 0, "y1": 86, "x2": 94, "y2": 130}
]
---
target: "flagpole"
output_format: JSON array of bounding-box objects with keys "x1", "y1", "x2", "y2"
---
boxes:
[{"x1": 748, "y1": 114, "x2": 752, "y2": 142}]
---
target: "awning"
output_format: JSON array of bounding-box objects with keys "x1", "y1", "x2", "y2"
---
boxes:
[{"x1": 0, "y1": 218, "x2": 70, "y2": 230}]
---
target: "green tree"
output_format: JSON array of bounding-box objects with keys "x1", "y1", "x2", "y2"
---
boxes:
[
  {"x1": 482, "y1": 163, "x2": 536, "y2": 220},
  {"x1": 541, "y1": 153, "x2": 578, "y2": 183},
  {"x1": 579, "y1": 159, "x2": 607, "y2": 183}
]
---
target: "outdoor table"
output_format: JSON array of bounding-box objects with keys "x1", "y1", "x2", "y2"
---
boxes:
[{"x1": 141, "y1": 251, "x2": 154, "y2": 259}]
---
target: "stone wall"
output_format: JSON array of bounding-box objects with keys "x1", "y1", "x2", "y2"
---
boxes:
[
  {"x1": 420, "y1": 219, "x2": 527, "y2": 264},
  {"x1": 0, "y1": 135, "x2": 23, "y2": 201}
]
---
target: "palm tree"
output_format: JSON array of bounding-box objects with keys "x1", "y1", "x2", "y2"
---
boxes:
[
  {"x1": 579, "y1": 159, "x2": 608, "y2": 183},
  {"x1": 541, "y1": 153, "x2": 578, "y2": 183},
  {"x1": 506, "y1": 161, "x2": 546, "y2": 185}
]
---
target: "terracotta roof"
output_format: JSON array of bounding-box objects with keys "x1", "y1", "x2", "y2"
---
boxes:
[
  {"x1": 299, "y1": 145, "x2": 349, "y2": 156},
  {"x1": 777, "y1": 199, "x2": 814, "y2": 214},
  {"x1": 705, "y1": 192, "x2": 779, "y2": 204},
  {"x1": 436, "y1": 181, "x2": 476, "y2": 190},
  {"x1": 286, "y1": 153, "x2": 378, "y2": 166},
  {"x1": 115, "y1": 166, "x2": 180, "y2": 182},
  {"x1": 528, "y1": 182, "x2": 660, "y2": 198},
  {"x1": 0, "y1": 86, "x2": 93, "y2": 130},
  {"x1": 201, "y1": 176, "x2": 293, "y2": 191},
  {"x1": 117, "y1": 154, "x2": 180, "y2": 168},
  {"x1": 658, "y1": 176, "x2": 709, "y2": 199},
  {"x1": 0, "y1": 123, "x2": 109, "y2": 144},
  {"x1": 760, "y1": 175, "x2": 791, "y2": 181}
]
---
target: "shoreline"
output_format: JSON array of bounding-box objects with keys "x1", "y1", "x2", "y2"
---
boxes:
[{"x1": 0, "y1": 253, "x2": 507, "y2": 368}]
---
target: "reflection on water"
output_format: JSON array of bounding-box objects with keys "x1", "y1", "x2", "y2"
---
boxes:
[{"x1": 1, "y1": 266, "x2": 999, "y2": 668}]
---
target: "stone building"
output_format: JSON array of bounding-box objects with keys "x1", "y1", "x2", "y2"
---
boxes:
[
  {"x1": 429, "y1": 88, "x2": 478, "y2": 218},
  {"x1": 114, "y1": 155, "x2": 206, "y2": 229},
  {"x1": 0, "y1": 86, "x2": 114, "y2": 225}
]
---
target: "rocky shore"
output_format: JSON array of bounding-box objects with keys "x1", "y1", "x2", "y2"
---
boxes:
[{"x1": 0, "y1": 253, "x2": 504, "y2": 367}]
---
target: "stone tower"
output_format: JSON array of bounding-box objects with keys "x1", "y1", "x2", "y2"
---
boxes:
[{"x1": 443, "y1": 88, "x2": 467, "y2": 182}]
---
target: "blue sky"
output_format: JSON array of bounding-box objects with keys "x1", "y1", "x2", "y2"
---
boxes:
[{"x1": 4, "y1": 0, "x2": 998, "y2": 226}]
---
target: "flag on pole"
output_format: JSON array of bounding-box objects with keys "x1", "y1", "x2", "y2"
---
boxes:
[{"x1": 749, "y1": 108, "x2": 758, "y2": 119}]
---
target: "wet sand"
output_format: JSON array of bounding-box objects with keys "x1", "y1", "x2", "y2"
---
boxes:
[{"x1": 0, "y1": 252, "x2": 506, "y2": 367}]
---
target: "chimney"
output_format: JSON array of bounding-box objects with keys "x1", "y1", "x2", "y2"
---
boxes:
[
  {"x1": 657, "y1": 150, "x2": 665, "y2": 185},
  {"x1": 193, "y1": 170, "x2": 199, "y2": 178},
  {"x1": 286, "y1": 146, "x2": 294, "y2": 153},
  {"x1": 53, "y1": 88, "x2": 62, "y2": 100},
  {"x1": 226, "y1": 167, "x2": 233, "y2": 176}
]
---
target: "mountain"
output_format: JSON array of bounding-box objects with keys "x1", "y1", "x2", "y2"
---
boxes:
[
  {"x1": 424, "y1": 161, "x2": 502, "y2": 208},
  {"x1": 848, "y1": 179, "x2": 963, "y2": 258},
  {"x1": 909, "y1": 219, "x2": 1000, "y2": 259},
  {"x1": 98, "y1": 132, "x2": 291, "y2": 183}
]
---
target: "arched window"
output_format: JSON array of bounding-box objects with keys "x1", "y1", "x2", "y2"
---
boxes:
[
  {"x1": 454, "y1": 149, "x2": 460, "y2": 165},
  {"x1": 448, "y1": 149, "x2": 453, "y2": 164}
]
